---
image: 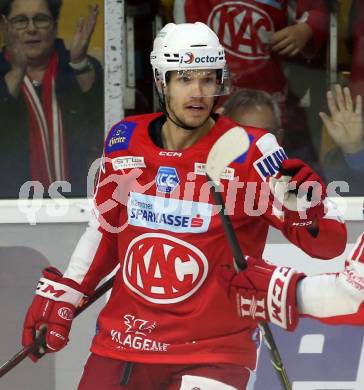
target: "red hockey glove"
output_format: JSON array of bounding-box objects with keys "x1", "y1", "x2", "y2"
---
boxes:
[
  {"x1": 222, "y1": 257, "x2": 304, "y2": 330},
  {"x1": 270, "y1": 159, "x2": 327, "y2": 227},
  {"x1": 22, "y1": 267, "x2": 84, "y2": 362}
]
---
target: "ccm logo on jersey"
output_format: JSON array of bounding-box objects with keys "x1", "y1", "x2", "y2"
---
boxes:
[
  {"x1": 112, "y1": 156, "x2": 146, "y2": 170},
  {"x1": 253, "y1": 148, "x2": 287, "y2": 180},
  {"x1": 123, "y1": 233, "x2": 208, "y2": 304},
  {"x1": 159, "y1": 151, "x2": 182, "y2": 157}
]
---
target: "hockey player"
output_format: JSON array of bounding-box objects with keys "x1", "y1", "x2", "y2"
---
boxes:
[{"x1": 21, "y1": 23, "x2": 346, "y2": 389}]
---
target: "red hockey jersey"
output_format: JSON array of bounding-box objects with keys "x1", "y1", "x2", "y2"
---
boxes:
[
  {"x1": 175, "y1": 0, "x2": 329, "y2": 100},
  {"x1": 64, "y1": 113, "x2": 346, "y2": 369}
]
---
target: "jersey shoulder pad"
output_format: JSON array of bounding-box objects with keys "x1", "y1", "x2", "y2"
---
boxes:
[{"x1": 104, "y1": 112, "x2": 163, "y2": 155}]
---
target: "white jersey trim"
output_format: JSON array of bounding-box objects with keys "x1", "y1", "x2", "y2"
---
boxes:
[
  {"x1": 297, "y1": 264, "x2": 364, "y2": 318},
  {"x1": 64, "y1": 213, "x2": 103, "y2": 284}
]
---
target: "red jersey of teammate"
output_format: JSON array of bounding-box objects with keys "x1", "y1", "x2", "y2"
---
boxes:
[
  {"x1": 64, "y1": 113, "x2": 346, "y2": 369},
  {"x1": 175, "y1": 0, "x2": 328, "y2": 101}
]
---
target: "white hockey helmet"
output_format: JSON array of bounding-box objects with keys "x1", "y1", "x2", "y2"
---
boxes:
[{"x1": 150, "y1": 22, "x2": 230, "y2": 97}]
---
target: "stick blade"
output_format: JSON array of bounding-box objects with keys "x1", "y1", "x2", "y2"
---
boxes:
[{"x1": 206, "y1": 126, "x2": 250, "y2": 184}]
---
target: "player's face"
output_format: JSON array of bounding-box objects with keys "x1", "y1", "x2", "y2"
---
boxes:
[
  {"x1": 164, "y1": 70, "x2": 217, "y2": 129},
  {"x1": 6, "y1": 0, "x2": 57, "y2": 64}
]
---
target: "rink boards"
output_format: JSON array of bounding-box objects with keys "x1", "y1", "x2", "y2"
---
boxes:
[{"x1": 0, "y1": 200, "x2": 362, "y2": 390}]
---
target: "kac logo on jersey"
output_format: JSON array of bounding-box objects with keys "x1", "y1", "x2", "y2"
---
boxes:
[
  {"x1": 105, "y1": 121, "x2": 137, "y2": 154},
  {"x1": 207, "y1": 2, "x2": 275, "y2": 60},
  {"x1": 123, "y1": 233, "x2": 208, "y2": 304},
  {"x1": 156, "y1": 166, "x2": 180, "y2": 193}
]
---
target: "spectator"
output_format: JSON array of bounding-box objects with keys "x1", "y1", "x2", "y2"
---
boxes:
[
  {"x1": 0, "y1": 0, "x2": 103, "y2": 197},
  {"x1": 174, "y1": 0, "x2": 329, "y2": 115},
  {"x1": 174, "y1": 0, "x2": 329, "y2": 166},
  {"x1": 220, "y1": 88, "x2": 284, "y2": 144},
  {"x1": 320, "y1": 84, "x2": 364, "y2": 196},
  {"x1": 220, "y1": 88, "x2": 320, "y2": 169}
]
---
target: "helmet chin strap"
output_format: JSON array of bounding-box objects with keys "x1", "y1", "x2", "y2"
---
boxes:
[{"x1": 156, "y1": 87, "x2": 212, "y2": 131}]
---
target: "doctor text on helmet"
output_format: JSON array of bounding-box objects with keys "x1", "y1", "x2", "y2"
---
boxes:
[{"x1": 180, "y1": 52, "x2": 220, "y2": 65}]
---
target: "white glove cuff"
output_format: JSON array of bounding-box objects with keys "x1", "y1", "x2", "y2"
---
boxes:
[
  {"x1": 36, "y1": 277, "x2": 84, "y2": 307},
  {"x1": 267, "y1": 266, "x2": 296, "y2": 329}
]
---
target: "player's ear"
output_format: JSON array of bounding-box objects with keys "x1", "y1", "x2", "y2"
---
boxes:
[{"x1": 156, "y1": 79, "x2": 164, "y2": 93}]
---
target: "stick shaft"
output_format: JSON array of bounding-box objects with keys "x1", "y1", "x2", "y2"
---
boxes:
[{"x1": 209, "y1": 180, "x2": 292, "y2": 390}]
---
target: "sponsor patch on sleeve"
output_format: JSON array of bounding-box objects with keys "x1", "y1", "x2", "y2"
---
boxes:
[{"x1": 105, "y1": 121, "x2": 137, "y2": 154}]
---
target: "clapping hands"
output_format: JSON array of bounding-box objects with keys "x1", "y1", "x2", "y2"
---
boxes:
[
  {"x1": 1, "y1": 15, "x2": 27, "y2": 72},
  {"x1": 69, "y1": 4, "x2": 99, "y2": 64}
]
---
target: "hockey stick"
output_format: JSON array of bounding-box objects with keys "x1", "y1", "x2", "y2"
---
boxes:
[
  {"x1": 0, "y1": 276, "x2": 115, "y2": 379},
  {"x1": 205, "y1": 126, "x2": 292, "y2": 390}
]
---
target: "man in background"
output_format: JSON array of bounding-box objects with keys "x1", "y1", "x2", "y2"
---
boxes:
[{"x1": 0, "y1": 0, "x2": 103, "y2": 197}]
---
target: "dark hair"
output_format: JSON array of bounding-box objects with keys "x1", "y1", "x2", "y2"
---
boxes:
[
  {"x1": 0, "y1": 0, "x2": 63, "y2": 21},
  {"x1": 223, "y1": 88, "x2": 281, "y2": 128}
]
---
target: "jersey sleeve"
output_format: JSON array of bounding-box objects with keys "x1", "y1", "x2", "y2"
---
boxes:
[
  {"x1": 297, "y1": 233, "x2": 364, "y2": 325},
  {"x1": 63, "y1": 153, "x2": 120, "y2": 294},
  {"x1": 296, "y1": 0, "x2": 329, "y2": 56},
  {"x1": 246, "y1": 131, "x2": 347, "y2": 260},
  {"x1": 63, "y1": 119, "x2": 149, "y2": 294}
]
